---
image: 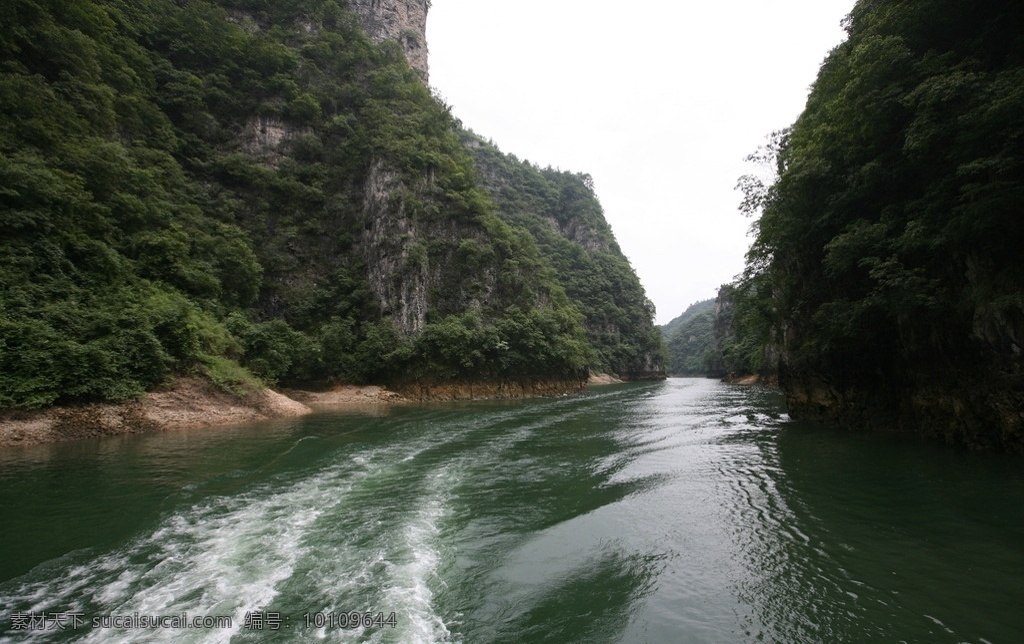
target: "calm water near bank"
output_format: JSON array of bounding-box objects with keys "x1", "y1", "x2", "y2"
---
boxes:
[{"x1": 1, "y1": 379, "x2": 1022, "y2": 642}]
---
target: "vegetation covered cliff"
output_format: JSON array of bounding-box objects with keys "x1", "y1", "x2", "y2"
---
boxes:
[
  {"x1": 464, "y1": 134, "x2": 667, "y2": 380},
  {"x1": 0, "y1": 0, "x2": 662, "y2": 410},
  {"x1": 660, "y1": 299, "x2": 715, "y2": 376},
  {"x1": 730, "y1": 0, "x2": 1024, "y2": 450}
]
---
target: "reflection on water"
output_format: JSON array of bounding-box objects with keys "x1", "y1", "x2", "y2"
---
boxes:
[
  {"x1": 714, "y1": 392, "x2": 1024, "y2": 643},
  {"x1": 1, "y1": 379, "x2": 1023, "y2": 643},
  {"x1": 765, "y1": 424, "x2": 1024, "y2": 643},
  {"x1": 486, "y1": 547, "x2": 664, "y2": 644}
]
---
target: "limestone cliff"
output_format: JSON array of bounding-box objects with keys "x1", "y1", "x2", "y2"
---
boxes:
[
  {"x1": 359, "y1": 159, "x2": 502, "y2": 336},
  {"x1": 348, "y1": 0, "x2": 429, "y2": 81}
]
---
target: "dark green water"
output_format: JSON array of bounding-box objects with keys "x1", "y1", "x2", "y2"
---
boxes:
[{"x1": 1, "y1": 379, "x2": 1022, "y2": 643}]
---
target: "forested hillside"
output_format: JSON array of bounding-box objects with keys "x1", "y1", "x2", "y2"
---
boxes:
[
  {"x1": 464, "y1": 133, "x2": 666, "y2": 379},
  {"x1": 732, "y1": 0, "x2": 1024, "y2": 450},
  {"x1": 0, "y1": 0, "x2": 660, "y2": 409},
  {"x1": 660, "y1": 299, "x2": 715, "y2": 376}
]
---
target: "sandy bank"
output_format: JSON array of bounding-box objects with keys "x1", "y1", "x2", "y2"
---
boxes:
[
  {"x1": 393, "y1": 380, "x2": 586, "y2": 402},
  {"x1": 588, "y1": 373, "x2": 624, "y2": 385},
  {"x1": 0, "y1": 379, "x2": 590, "y2": 449},
  {"x1": 285, "y1": 385, "x2": 408, "y2": 407},
  {"x1": 0, "y1": 378, "x2": 312, "y2": 449},
  {"x1": 724, "y1": 374, "x2": 780, "y2": 386}
]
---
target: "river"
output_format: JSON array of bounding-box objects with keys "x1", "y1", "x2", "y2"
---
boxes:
[{"x1": 1, "y1": 379, "x2": 1022, "y2": 643}]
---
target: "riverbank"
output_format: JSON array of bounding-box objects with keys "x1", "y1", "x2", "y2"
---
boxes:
[
  {"x1": 285, "y1": 384, "x2": 408, "y2": 407},
  {"x1": 724, "y1": 373, "x2": 779, "y2": 387},
  {"x1": 588, "y1": 373, "x2": 625, "y2": 385},
  {"x1": 394, "y1": 379, "x2": 587, "y2": 402},
  {"x1": 0, "y1": 378, "x2": 312, "y2": 449},
  {"x1": 0, "y1": 378, "x2": 596, "y2": 448}
]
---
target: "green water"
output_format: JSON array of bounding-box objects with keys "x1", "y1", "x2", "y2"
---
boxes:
[{"x1": 1, "y1": 379, "x2": 1022, "y2": 643}]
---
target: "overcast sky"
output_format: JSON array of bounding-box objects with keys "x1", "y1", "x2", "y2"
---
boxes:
[{"x1": 427, "y1": 0, "x2": 856, "y2": 325}]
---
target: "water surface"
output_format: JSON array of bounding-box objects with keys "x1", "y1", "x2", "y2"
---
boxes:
[{"x1": 1, "y1": 379, "x2": 1022, "y2": 642}]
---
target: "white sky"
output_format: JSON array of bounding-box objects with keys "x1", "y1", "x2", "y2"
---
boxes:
[{"x1": 427, "y1": 0, "x2": 855, "y2": 325}]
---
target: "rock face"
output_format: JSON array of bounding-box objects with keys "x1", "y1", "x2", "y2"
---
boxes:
[
  {"x1": 0, "y1": 379, "x2": 312, "y2": 449},
  {"x1": 359, "y1": 159, "x2": 505, "y2": 336},
  {"x1": 348, "y1": 0, "x2": 429, "y2": 81},
  {"x1": 347, "y1": 0, "x2": 436, "y2": 339},
  {"x1": 360, "y1": 160, "x2": 431, "y2": 334}
]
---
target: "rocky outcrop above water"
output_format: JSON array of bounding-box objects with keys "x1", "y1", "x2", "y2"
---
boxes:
[{"x1": 780, "y1": 347, "x2": 1024, "y2": 452}]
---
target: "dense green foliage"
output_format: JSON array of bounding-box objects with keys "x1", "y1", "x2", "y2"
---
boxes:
[
  {"x1": 0, "y1": 0, "x2": 264, "y2": 406},
  {"x1": 733, "y1": 0, "x2": 1024, "y2": 447},
  {"x1": 708, "y1": 282, "x2": 779, "y2": 379},
  {"x1": 463, "y1": 133, "x2": 666, "y2": 378},
  {"x1": 660, "y1": 299, "x2": 713, "y2": 341},
  {"x1": 0, "y1": 0, "x2": 655, "y2": 408},
  {"x1": 661, "y1": 299, "x2": 715, "y2": 376}
]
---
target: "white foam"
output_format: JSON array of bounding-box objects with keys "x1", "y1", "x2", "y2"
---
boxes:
[
  {"x1": 1, "y1": 427, "x2": 482, "y2": 643},
  {"x1": 82, "y1": 474, "x2": 346, "y2": 642},
  {"x1": 381, "y1": 469, "x2": 457, "y2": 644},
  {"x1": 2, "y1": 451, "x2": 389, "y2": 643}
]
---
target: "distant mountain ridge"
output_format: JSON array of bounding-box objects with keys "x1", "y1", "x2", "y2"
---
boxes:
[
  {"x1": 660, "y1": 299, "x2": 715, "y2": 340},
  {"x1": 659, "y1": 299, "x2": 716, "y2": 376}
]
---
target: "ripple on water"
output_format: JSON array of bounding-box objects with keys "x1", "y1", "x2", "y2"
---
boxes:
[{"x1": 3, "y1": 380, "x2": 1023, "y2": 643}]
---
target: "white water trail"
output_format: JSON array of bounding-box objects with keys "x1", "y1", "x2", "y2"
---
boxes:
[
  {"x1": 2, "y1": 450, "x2": 386, "y2": 643},
  {"x1": 304, "y1": 464, "x2": 460, "y2": 644}
]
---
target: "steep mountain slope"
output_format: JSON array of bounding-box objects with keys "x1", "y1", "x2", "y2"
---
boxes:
[
  {"x1": 660, "y1": 299, "x2": 715, "y2": 341},
  {"x1": 733, "y1": 0, "x2": 1024, "y2": 450},
  {"x1": 464, "y1": 133, "x2": 667, "y2": 379},
  {"x1": 0, "y1": 0, "x2": 661, "y2": 409},
  {"x1": 660, "y1": 299, "x2": 715, "y2": 376}
]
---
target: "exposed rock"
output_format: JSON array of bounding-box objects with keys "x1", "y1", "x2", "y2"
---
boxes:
[
  {"x1": 348, "y1": 0, "x2": 429, "y2": 81},
  {"x1": 224, "y1": 2, "x2": 430, "y2": 80},
  {"x1": 359, "y1": 158, "x2": 505, "y2": 335},
  {"x1": 361, "y1": 159, "x2": 431, "y2": 334},
  {"x1": 0, "y1": 379, "x2": 312, "y2": 449},
  {"x1": 240, "y1": 116, "x2": 305, "y2": 165},
  {"x1": 286, "y1": 384, "x2": 408, "y2": 406}
]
